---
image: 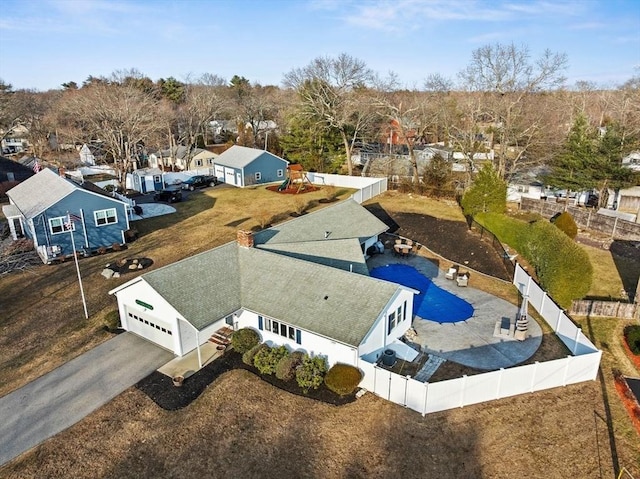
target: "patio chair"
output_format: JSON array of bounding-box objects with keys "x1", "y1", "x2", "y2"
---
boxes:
[
  {"x1": 456, "y1": 274, "x2": 468, "y2": 287},
  {"x1": 445, "y1": 266, "x2": 458, "y2": 280},
  {"x1": 406, "y1": 239, "x2": 413, "y2": 247},
  {"x1": 395, "y1": 239, "x2": 402, "y2": 245}
]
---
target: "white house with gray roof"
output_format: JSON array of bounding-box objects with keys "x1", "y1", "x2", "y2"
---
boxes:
[{"x1": 109, "y1": 200, "x2": 415, "y2": 367}]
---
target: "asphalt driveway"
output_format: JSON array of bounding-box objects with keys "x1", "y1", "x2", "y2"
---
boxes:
[{"x1": 0, "y1": 332, "x2": 173, "y2": 466}]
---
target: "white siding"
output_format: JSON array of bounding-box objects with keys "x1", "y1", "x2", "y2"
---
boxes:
[
  {"x1": 113, "y1": 279, "x2": 184, "y2": 355},
  {"x1": 236, "y1": 310, "x2": 358, "y2": 367},
  {"x1": 358, "y1": 289, "x2": 414, "y2": 360}
]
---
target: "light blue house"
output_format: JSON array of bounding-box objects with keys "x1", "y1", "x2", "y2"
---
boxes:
[
  {"x1": 3, "y1": 169, "x2": 130, "y2": 263},
  {"x1": 213, "y1": 145, "x2": 288, "y2": 187}
]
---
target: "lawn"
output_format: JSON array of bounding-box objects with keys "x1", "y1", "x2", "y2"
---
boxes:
[
  {"x1": 0, "y1": 184, "x2": 353, "y2": 397},
  {"x1": 1, "y1": 187, "x2": 639, "y2": 478}
]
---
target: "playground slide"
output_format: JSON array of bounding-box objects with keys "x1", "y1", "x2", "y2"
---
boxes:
[{"x1": 278, "y1": 178, "x2": 290, "y2": 191}]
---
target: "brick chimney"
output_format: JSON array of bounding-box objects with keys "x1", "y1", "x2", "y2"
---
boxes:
[{"x1": 237, "y1": 230, "x2": 254, "y2": 248}]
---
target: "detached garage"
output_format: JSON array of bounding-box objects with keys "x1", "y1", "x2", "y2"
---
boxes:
[{"x1": 214, "y1": 145, "x2": 288, "y2": 187}]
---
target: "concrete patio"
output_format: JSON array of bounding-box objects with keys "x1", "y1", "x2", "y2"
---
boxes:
[{"x1": 366, "y1": 247, "x2": 542, "y2": 370}]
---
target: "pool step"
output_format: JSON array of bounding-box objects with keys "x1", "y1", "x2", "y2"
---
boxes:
[{"x1": 414, "y1": 355, "x2": 446, "y2": 382}]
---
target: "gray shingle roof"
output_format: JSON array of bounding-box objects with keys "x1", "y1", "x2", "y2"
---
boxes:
[
  {"x1": 214, "y1": 145, "x2": 283, "y2": 169},
  {"x1": 238, "y1": 247, "x2": 400, "y2": 346},
  {"x1": 133, "y1": 200, "x2": 400, "y2": 346},
  {"x1": 257, "y1": 238, "x2": 369, "y2": 276},
  {"x1": 253, "y1": 199, "x2": 388, "y2": 245},
  {"x1": 7, "y1": 169, "x2": 76, "y2": 218},
  {"x1": 142, "y1": 242, "x2": 242, "y2": 330},
  {"x1": 7, "y1": 168, "x2": 123, "y2": 218}
]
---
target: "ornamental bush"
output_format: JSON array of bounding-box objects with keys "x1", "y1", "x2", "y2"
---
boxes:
[
  {"x1": 231, "y1": 328, "x2": 260, "y2": 354},
  {"x1": 296, "y1": 355, "x2": 327, "y2": 392},
  {"x1": 551, "y1": 211, "x2": 578, "y2": 239},
  {"x1": 275, "y1": 350, "x2": 305, "y2": 381},
  {"x1": 324, "y1": 363, "x2": 363, "y2": 396},
  {"x1": 624, "y1": 325, "x2": 640, "y2": 355},
  {"x1": 253, "y1": 345, "x2": 289, "y2": 375},
  {"x1": 243, "y1": 343, "x2": 267, "y2": 366},
  {"x1": 103, "y1": 310, "x2": 120, "y2": 331}
]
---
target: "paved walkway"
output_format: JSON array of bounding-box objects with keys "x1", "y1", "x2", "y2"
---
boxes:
[
  {"x1": 367, "y1": 249, "x2": 542, "y2": 370},
  {"x1": 0, "y1": 333, "x2": 172, "y2": 466}
]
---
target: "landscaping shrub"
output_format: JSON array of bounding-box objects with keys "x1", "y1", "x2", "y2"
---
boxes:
[
  {"x1": 475, "y1": 213, "x2": 592, "y2": 308},
  {"x1": 242, "y1": 343, "x2": 267, "y2": 366},
  {"x1": 231, "y1": 328, "x2": 260, "y2": 354},
  {"x1": 551, "y1": 211, "x2": 578, "y2": 239},
  {"x1": 324, "y1": 363, "x2": 363, "y2": 396},
  {"x1": 275, "y1": 350, "x2": 305, "y2": 381},
  {"x1": 624, "y1": 325, "x2": 640, "y2": 355},
  {"x1": 296, "y1": 355, "x2": 327, "y2": 392},
  {"x1": 253, "y1": 345, "x2": 289, "y2": 375},
  {"x1": 103, "y1": 310, "x2": 120, "y2": 331}
]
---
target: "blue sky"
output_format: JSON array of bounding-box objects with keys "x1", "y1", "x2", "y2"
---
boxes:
[{"x1": 0, "y1": 0, "x2": 638, "y2": 91}]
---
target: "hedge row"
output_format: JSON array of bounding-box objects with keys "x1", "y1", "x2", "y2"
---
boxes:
[{"x1": 475, "y1": 212, "x2": 593, "y2": 308}]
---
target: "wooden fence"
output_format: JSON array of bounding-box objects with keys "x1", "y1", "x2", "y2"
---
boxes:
[
  {"x1": 520, "y1": 197, "x2": 640, "y2": 240},
  {"x1": 570, "y1": 300, "x2": 639, "y2": 319}
]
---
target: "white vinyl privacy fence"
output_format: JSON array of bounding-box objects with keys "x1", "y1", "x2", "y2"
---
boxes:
[
  {"x1": 359, "y1": 263, "x2": 601, "y2": 415},
  {"x1": 306, "y1": 173, "x2": 387, "y2": 204}
]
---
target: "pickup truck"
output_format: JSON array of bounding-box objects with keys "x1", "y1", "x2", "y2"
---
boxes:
[{"x1": 181, "y1": 175, "x2": 220, "y2": 191}]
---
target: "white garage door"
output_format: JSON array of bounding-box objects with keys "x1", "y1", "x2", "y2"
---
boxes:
[
  {"x1": 225, "y1": 167, "x2": 236, "y2": 185},
  {"x1": 125, "y1": 307, "x2": 175, "y2": 352},
  {"x1": 214, "y1": 165, "x2": 224, "y2": 182}
]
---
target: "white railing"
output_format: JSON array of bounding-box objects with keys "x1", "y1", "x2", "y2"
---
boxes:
[
  {"x1": 306, "y1": 173, "x2": 387, "y2": 204},
  {"x1": 358, "y1": 263, "x2": 601, "y2": 415}
]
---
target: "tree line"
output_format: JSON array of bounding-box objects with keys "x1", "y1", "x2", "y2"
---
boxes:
[{"x1": 1, "y1": 43, "x2": 638, "y2": 199}]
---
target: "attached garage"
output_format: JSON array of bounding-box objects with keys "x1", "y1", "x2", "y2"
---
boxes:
[{"x1": 124, "y1": 305, "x2": 175, "y2": 352}]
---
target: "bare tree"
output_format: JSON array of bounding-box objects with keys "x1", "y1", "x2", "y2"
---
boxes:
[
  {"x1": 458, "y1": 43, "x2": 568, "y2": 179},
  {"x1": 375, "y1": 79, "x2": 431, "y2": 182},
  {"x1": 60, "y1": 82, "x2": 165, "y2": 188},
  {"x1": 284, "y1": 53, "x2": 377, "y2": 175}
]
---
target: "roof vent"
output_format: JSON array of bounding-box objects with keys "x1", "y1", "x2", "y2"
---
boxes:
[
  {"x1": 324, "y1": 295, "x2": 329, "y2": 300},
  {"x1": 324, "y1": 231, "x2": 330, "y2": 239}
]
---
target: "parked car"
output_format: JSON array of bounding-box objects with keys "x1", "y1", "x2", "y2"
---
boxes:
[
  {"x1": 154, "y1": 186, "x2": 182, "y2": 203},
  {"x1": 181, "y1": 175, "x2": 220, "y2": 191}
]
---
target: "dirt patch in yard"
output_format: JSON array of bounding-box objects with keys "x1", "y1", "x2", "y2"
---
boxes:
[{"x1": 365, "y1": 203, "x2": 511, "y2": 281}]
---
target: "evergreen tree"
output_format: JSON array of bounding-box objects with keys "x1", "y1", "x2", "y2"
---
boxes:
[
  {"x1": 546, "y1": 114, "x2": 596, "y2": 195},
  {"x1": 461, "y1": 163, "x2": 507, "y2": 216}
]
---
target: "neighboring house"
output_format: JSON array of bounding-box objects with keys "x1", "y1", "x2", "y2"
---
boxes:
[
  {"x1": 79, "y1": 144, "x2": 96, "y2": 166},
  {"x1": 3, "y1": 169, "x2": 130, "y2": 263},
  {"x1": 213, "y1": 145, "x2": 288, "y2": 187},
  {"x1": 110, "y1": 200, "x2": 416, "y2": 367},
  {"x1": 0, "y1": 156, "x2": 35, "y2": 189},
  {"x1": 506, "y1": 167, "x2": 551, "y2": 203},
  {"x1": 148, "y1": 146, "x2": 217, "y2": 171},
  {"x1": 617, "y1": 186, "x2": 640, "y2": 218}
]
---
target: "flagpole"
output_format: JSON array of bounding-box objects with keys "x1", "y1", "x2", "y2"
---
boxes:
[{"x1": 68, "y1": 214, "x2": 89, "y2": 319}]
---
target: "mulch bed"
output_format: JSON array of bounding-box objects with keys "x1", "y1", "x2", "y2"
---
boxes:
[
  {"x1": 136, "y1": 351, "x2": 356, "y2": 410},
  {"x1": 265, "y1": 184, "x2": 321, "y2": 194},
  {"x1": 365, "y1": 204, "x2": 511, "y2": 280}
]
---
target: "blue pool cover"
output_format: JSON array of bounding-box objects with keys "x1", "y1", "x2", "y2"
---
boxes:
[{"x1": 370, "y1": 264, "x2": 474, "y2": 323}]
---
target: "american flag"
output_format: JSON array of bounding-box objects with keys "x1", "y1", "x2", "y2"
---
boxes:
[
  {"x1": 32, "y1": 161, "x2": 41, "y2": 173},
  {"x1": 64, "y1": 212, "x2": 82, "y2": 230}
]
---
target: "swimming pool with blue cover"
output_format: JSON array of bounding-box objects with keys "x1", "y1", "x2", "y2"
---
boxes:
[{"x1": 370, "y1": 264, "x2": 474, "y2": 323}]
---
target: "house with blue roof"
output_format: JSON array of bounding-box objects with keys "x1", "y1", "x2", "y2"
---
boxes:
[
  {"x1": 3, "y1": 168, "x2": 130, "y2": 263},
  {"x1": 213, "y1": 145, "x2": 288, "y2": 187},
  {"x1": 109, "y1": 200, "x2": 417, "y2": 368}
]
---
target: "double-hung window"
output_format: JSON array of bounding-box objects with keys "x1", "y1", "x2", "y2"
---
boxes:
[
  {"x1": 49, "y1": 216, "x2": 72, "y2": 234},
  {"x1": 94, "y1": 208, "x2": 117, "y2": 226}
]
